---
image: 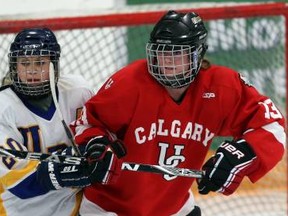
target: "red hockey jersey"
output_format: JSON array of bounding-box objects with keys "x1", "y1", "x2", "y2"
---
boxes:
[{"x1": 72, "y1": 59, "x2": 285, "y2": 216}]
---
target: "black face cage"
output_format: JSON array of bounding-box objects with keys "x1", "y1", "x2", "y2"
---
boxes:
[
  {"x1": 8, "y1": 49, "x2": 59, "y2": 98},
  {"x1": 146, "y1": 43, "x2": 203, "y2": 88}
]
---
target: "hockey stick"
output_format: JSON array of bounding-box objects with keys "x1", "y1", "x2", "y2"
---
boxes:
[
  {"x1": 0, "y1": 147, "x2": 203, "y2": 178},
  {"x1": 0, "y1": 147, "x2": 83, "y2": 165},
  {"x1": 49, "y1": 63, "x2": 82, "y2": 156}
]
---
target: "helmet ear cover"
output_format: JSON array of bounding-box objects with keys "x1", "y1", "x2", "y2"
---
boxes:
[
  {"x1": 146, "y1": 10, "x2": 208, "y2": 88},
  {"x1": 8, "y1": 28, "x2": 61, "y2": 98}
]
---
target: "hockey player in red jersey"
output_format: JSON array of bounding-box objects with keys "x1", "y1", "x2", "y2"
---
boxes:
[{"x1": 71, "y1": 10, "x2": 286, "y2": 216}]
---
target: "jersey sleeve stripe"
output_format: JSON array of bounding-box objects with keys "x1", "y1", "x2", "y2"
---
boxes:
[{"x1": 0, "y1": 160, "x2": 38, "y2": 187}]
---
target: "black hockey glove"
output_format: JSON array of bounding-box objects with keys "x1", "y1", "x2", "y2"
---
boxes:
[
  {"x1": 84, "y1": 135, "x2": 127, "y2": 161},
  {"x1": 83, "y1": 135, "x2": 127, "y2": 184},
  {"x1": 197, "y1": 139, "x2": 257, "y2": 195},
  {"x1": 186, "y1": 206, "x2": 201, "y2": 216}
]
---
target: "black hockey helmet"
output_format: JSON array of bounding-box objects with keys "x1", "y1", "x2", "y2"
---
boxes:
[
  {"x1": 146, "y1": 10, "x2": 208, "y2": 88},
  {"x1": 8, "y1": 28, "x2": 61, "y2": 97}
]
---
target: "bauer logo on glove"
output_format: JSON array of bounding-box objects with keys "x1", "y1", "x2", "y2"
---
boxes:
[{"x1": 197, "y1": 139, "x2": 257, "y2": 195}]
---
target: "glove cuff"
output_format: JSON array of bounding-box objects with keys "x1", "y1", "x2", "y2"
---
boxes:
[{"x1": 37, "y1": 162, "x2": 63, "y2": 190}]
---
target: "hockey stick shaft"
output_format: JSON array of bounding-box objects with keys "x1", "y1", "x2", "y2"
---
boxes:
[
  {"x1": 0, "y1": 147, "x2": 83, "y2": 165},
  {"x1": 121, "y1": 162, "x2": 203, "y2": 178},
  {"x1": 49, "y1": 63, "x2": 82, "y2": 156},
  {"x1": 0, "y1": 147, "x2": 203, "y2": 178}
]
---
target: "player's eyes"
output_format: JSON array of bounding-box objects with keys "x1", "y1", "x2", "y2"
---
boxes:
[
  {"x1": 172, "y1": 51, "x2": 182, "y2": 55},
  {"x1": 157, "y1": 50, "x2": 185, "y2": 57},
  {"x1": 35, "y1": 61, "x2": 47, "y2": 66},
  {"x1": 20, "y1": 61, "x2": 30, "y2": 67},
  {"x1": 20, "y1": 60, "x2": 47, "y2": 67}
]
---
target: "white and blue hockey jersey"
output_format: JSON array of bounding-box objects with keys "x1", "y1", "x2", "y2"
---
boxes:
[{"x1": 0, "y1": 74, "x2": 94, "y2": 216}]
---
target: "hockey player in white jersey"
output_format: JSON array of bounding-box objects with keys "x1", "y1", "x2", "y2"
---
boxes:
[{"x1": 0, "y1": 28, "x2": 124, "y2": 216}]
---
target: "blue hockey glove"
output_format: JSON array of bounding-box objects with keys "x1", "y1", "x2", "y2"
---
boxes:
[
  {"x1": 37, "y1": 146, "x2": 93, "y2": 190},
  {"x1": 197, "y1": 139, "x2": 257, "y2": 195},
  {"x1": 36, "y1": 160, "x2": 95, "y2": 190}
]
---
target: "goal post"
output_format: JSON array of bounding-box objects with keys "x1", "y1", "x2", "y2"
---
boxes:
[{"x1": 0, "y1": 2, "x2": 287, "y2": 215}]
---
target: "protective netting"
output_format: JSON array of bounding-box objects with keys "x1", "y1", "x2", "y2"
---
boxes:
[{"x1": 0, "y1": 2, "x2": 286, "y2": 216}]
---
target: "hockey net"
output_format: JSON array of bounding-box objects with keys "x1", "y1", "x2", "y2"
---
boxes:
[{"x1": 0, "y1": 2, "x2": 287, "y2": 216}]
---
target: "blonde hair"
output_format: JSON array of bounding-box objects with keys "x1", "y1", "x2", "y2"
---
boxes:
[{"x1": 1, "y1": 72, "x2": 12, "y2": 86}]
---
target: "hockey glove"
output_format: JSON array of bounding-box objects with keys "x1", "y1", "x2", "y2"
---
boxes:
[
  {"x1": 84, "y1": 135, "x2": 127, "y2": 161},
  {"x1": 197, "y1": 139, "x2": 256, "y2": 195},
  {"x1": 37, "y1": 146, "x2": 92, "y2": 190},
  {"x1": 186, "y1": 206, "x2": 201, "y2": 216},
  {"x1": 36, "y1": 160, "x2": 95, "y2": 190},
  {"x1": 83, "y1": 135, "x2": 127, "y2": 184}
]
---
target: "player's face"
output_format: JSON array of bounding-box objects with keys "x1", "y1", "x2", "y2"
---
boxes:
[
  {"x1": 156, "y1": 49, "x2": 190, "y2": 76},
  {"x1": 16, "y1": 56, "x2": 50, "y2": 85}
]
